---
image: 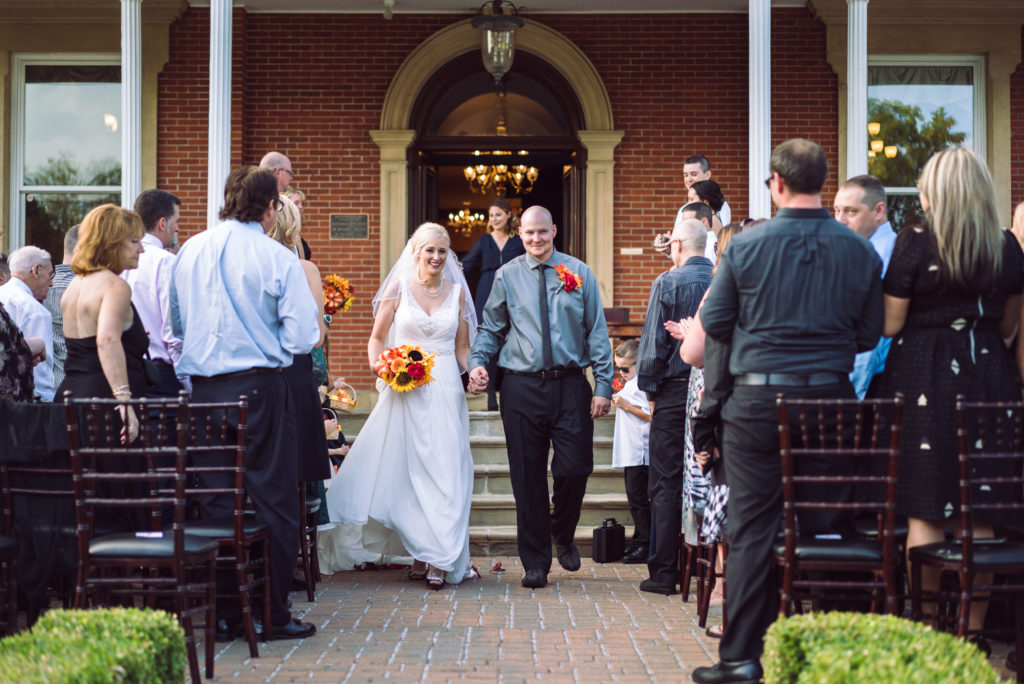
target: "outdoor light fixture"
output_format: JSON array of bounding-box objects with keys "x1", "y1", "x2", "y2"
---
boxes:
[
  {"x1": 884, "y1": 145, "x2": 898, "y2": 158},
  {"x1": 472, "y1": 1, "x2": 524, "y2": 83},
  {"x1": 870, "y1": 139, "x2": 884, "y2": 153},
  {"x1": 867, "y1": 121, "x2": 881, "y2": 136}
]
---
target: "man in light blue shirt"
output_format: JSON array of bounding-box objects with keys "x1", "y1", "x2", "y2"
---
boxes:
[
  {"x1": 171, "y1": 166, "x2": 319, "y2": 641},
  {"x1": 834, "y1": 174, "x2": 897, "y2": 398}
]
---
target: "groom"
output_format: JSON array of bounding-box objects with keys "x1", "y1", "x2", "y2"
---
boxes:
[{"x1": 468, "y1": 205, "x2": 614, "y2": 589}]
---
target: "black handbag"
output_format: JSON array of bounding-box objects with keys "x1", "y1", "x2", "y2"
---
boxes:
[{"x1": 592, "y1": 517, "x2": 625, "y2": 563}]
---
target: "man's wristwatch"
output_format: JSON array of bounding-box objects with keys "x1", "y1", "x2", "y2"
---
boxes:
[{"x1": 323, "y1": 314, "x2": 333, "y2": 325}]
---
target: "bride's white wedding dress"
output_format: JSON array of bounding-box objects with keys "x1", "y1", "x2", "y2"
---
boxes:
[{"x1": 320, "y1": 279, "x2": 475, "y2": 582}]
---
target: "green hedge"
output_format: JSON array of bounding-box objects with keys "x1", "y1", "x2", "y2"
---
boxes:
[
  {"x1": 0, "y1": 608, "x2": 186, "y2": 683},
  {"x1": 763, "y1": 612, "x2": 999, "y2": 684}
]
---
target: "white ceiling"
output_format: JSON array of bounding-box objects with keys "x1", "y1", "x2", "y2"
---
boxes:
[{"x1": 187, "y1": 0, "x2": 807, "y2": 14}]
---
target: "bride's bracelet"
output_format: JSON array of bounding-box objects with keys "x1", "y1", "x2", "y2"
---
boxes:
[{"x1": 112, "y1": 384, "x2": 131, "y2": 398}]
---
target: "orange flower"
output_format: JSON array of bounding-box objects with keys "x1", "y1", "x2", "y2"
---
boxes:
[{"x1": 554, "y1": 264, "x2": 581, "y2": 293}]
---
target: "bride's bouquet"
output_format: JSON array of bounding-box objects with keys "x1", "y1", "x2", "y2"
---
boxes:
[{"x1": 374, "y1": 344, "x2": 436, "y2": 393}]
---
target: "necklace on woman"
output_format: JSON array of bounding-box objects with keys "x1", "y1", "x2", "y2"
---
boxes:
[{"x1": 416, "y1": 278, "x2": 443, "y2": 297}]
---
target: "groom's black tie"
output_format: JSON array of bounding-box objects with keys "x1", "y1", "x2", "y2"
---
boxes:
[{"x1": 537, "y1": 263, "x2": 554, "y2": 371}]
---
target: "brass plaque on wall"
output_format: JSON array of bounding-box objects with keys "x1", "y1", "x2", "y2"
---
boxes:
[{"x1": 329, "y1": 214, "x2": 369, "y2": 240}]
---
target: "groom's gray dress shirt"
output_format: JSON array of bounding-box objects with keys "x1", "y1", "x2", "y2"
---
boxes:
[{"x1": 468, "y1": 250, "x2": 614, "y2": 398}]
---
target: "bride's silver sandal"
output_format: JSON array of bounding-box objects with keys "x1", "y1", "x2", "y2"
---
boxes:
[{"x1": 425, "y1": 564, "x2": 446, "y2": 590}]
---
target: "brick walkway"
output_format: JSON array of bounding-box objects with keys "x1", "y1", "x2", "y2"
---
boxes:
[
  {"x1": 208, "y1": 555, "x2": 1017, "y2": 683},
  {"x1": 209, "y1": 556, "x2": 719, "y2": 682}
]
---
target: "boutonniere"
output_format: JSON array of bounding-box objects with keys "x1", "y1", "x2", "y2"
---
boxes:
[{"x1": 554, "y1": 264, "x2": 581, "y2": 293}]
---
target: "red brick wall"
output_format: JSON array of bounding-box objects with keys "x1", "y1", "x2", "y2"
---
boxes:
[
  {"x1": 1011, "y1": 24, "x2": 1024, "y2": 210},
  {"x1": 157, "y1": 7, "x2": 837, "y2": 389}
]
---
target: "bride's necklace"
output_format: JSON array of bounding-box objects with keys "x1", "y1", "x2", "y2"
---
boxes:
[{"x1": 416, "y1": 277, "x2": 443, "y2": 298}]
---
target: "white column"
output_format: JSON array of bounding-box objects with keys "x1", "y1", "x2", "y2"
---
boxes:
[
  {"x1": 369, "y1": 130, "x2": 416, "y2": 277},
  {"x1": 120, "y1": 0, "x2": 142, "y2": 209},
  {"x1": 207, "y1": 0, "x2": 232, "y2": 229},
  {"x1": 846, "y1": 0, "x2": 869, "y2": 179},
  {"x1": 748, "y1": 0, "x2": 771, "y2": 219},
  {"x1": 578, "y1": 130, "x2": 623, "y2": 305}
]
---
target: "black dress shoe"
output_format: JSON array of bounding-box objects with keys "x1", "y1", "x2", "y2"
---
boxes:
[
  {"x1": 267, "y1": 618, "x2": 316, "y2": 641},
  {"x1": 691, "y1": 659, "x2": 763, "y2": 684},
  {"x1": 555, "y1": 542, "x2": 581, "y2": 571},
  {"x1": 622, "y1": 545, "x2": 648, "y2": 564},
  {"x1": 639, "y1": 578, "x2": 678, "y2": 595},
  {"x1": 521, "y1": 568, "x2": 548, "y2": 588}
]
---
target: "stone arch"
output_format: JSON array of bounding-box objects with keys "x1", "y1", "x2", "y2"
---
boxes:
[{"x1": 371, "y1": 19, "x2": 622, "y2": 302}]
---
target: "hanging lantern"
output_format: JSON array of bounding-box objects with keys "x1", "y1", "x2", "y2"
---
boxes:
[{"x1": 471, "y1": 2, "x2": 524, "y2": 83}]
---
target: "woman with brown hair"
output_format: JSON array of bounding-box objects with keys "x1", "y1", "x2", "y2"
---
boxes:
[
  {"x1": 58, "y1": 203, "x2": 146, "y2": 444},
  {"x1": 461, "y1": 198, "x2": 525, "y2": 410}
]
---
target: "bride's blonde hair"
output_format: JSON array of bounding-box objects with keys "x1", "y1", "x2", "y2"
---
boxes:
[{"x1": 410, "y1": 222, "x2": 450, "y2": 261}]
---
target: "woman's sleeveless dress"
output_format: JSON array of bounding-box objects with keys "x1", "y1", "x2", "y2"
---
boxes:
[{"x1": 320, "y1": 281, "x2": 475, "y2": 581}]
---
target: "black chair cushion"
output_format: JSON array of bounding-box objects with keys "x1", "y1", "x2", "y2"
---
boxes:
[
  {"x1": 854, "y1": 517, "x2": 909, "y2": 540},
  {"x1": 909, "y1": 539, "x2": 1024, "y2": 567},
  {"x1": 178, "y1": 518, "x2": 269, "y2": 539},
  {"x1": 90, "y1": 532, "x2": 219, "y2": 559},
  {"x1": 773, "y1": 537, "x2": 883, "y2": 562},
  {"x1": 0, "y1": 535, "x2": 18, "y2": 557}
]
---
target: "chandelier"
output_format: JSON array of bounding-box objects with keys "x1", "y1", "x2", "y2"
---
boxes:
[
  {"x1": 447, "y1": 202, "x2": 488, "y2": 238},
  {"x1": 464, "y1": 151, "x2": 539, "y2": 197}
]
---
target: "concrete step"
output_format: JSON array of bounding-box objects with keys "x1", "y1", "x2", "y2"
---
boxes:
[
  {"x1": 468, "y1": 524, "x2": 637, "y2": 558},
  {"x1": 339, "y1": 406, "x2": 616, "y2": 439},
  {"x1": 474, "y1": 463, "x2": 626, "y2": 495},
  {"x1": 469, "y1": 435, "x2": 613, "y2": 465},
  {"x1": 468, "y1": 493, "x2": 632, "y2": 528}
]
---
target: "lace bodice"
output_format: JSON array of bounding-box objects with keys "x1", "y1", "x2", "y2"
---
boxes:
[{"x1": 392, "y1": 280, "x2": 461, "y2": 357}]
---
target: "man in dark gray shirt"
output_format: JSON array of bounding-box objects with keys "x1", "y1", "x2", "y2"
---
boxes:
[
  {"x1": 692, "y1": 139, "x2": 883, "y2": 684},
  {"x1": 468, "y1": 205, "x2": 613, "y2": 590},
  {"x1": 636, "y1": 219, "x2": 713, "y2": 594}
]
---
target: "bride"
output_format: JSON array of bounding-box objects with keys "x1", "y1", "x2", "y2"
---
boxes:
[{"x1": 321, "y1": 223, "x2": 477, "y2": 589}]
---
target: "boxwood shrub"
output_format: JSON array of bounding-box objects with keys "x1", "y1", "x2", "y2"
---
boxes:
[
  {"x1": 0, "y1": 607, "x2": 186, "y2": 683},
  {"x1": 763, "y1": 612, "x2": 999, "y2": 684}
]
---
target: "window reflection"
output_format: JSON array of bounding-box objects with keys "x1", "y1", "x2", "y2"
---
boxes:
[
  {"x1": 25, "y1": 192, "x2": 120, "y2": 263},
  {"x1": 23, "y1": 64, "x2": 121, "y2": 186}
]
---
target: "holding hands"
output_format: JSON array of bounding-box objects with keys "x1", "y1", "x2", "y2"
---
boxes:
[{"x1": 467, "y1": 366, "x2": 489, "y2": 395}]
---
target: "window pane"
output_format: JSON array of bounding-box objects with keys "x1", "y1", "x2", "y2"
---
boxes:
[
  {"x1": 23, "y1": 64, "x2": 121, "y2": 186},
  {"x1": 24, "y1": 192, "x2": 120, "y2": 263},
  {"x1": 885, "y1": 194, "x2": 924, "y2": 232},
  {"x1": 867, "y1": 64, "x2": 974, "y2": 188}
]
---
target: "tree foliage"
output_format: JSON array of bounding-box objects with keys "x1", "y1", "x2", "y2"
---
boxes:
[{"x1": 867, "y1": 98, "x2": 966, "y2": 187}]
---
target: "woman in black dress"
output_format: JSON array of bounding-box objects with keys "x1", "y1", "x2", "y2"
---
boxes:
[
  {"x1": 266, "y1": 194, "x2": 331, "y2": 485},
  {"x1": 461, "y1": 198, "x2": 525, "y2": 410},
  {"x1": 877, "y1": 147, "x2": 1023, "y2": 635},
  {"x1": 58, "y1": 204, "x2": 147, "y2": 443}
]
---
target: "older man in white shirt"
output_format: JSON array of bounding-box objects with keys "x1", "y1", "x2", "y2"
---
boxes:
[
  {"x1": 123, "y1": 189, "x2": 187, "y2": 396},
  {"x1": 0, "y1": 246, "x2": 55, "y2": 401}
]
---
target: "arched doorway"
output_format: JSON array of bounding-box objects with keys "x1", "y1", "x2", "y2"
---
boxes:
[
  {"x1": 409, "y1": 50, "x2": 585, "y2": 260},
  {"x1": 372, "y1": 18, "x2": 623, "y2": 303}
]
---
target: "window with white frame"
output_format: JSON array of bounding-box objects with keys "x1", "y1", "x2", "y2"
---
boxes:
[
  {"x1": 867, "y1": 55, "x2": 985, "y2": 229},
  {"x1": 11, "y1": 54, "x2": 121, "y2": 261}
]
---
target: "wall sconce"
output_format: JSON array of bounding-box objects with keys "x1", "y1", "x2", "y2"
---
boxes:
[
  {"x1": 471, "y1": 1, "x2": 524, "y2": 83},
  {"x1": 884, "y1": 145, "x2": 898, "y2": 159},
  {"x1": 870, "y1": 139, "x2": 884, "y2": 153},
  {"x1": 867, "y1": 122, "x2": 881, "y2": 136}
]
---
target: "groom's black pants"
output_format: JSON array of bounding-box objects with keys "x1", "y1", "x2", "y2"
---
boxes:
[{"x1": 499, "y1": 371, "x2": 594, "y2": 572}]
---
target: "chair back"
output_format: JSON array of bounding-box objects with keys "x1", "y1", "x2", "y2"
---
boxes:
[
  {"x1": 63, "y1": 394, "x2": 189, "y2": 568},
  {"x1": 955, "y1": 397, "x2": 1024, "y2": 571},
  {"x1": 180, "y1": 394, "x2": 249, "y2": 532}
]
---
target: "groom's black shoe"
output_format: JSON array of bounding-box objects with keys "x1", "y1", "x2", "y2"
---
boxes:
[
  {"x1": 691, "y1": 659, "x2": 763, "y2": 684},
  {"x1": 555, "y1": 542, "x2": 581, "y2": 571},
  {"x1": 521, "y1": 569, "x2": 548, "y2": 588},
  {"x1": 639, "y1": 578, "x2": 678, "y2": 595}
]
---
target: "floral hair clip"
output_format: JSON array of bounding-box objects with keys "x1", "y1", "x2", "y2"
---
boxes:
[{"x1": 554, "y1": 264, "x2": 581, "y2": 293}]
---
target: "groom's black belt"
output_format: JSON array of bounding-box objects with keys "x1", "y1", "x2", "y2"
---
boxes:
[
  {"x1": 503, "y1": 367, "x2": 583, "y2": 381},
  {"x1": 735, "y1": 371, "x2": 847, "y2": 387}
]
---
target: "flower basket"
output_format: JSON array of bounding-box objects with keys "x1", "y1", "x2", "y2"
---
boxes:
[{"x1": 324, "y1": 382, "x2": 358, "y2": 413}]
